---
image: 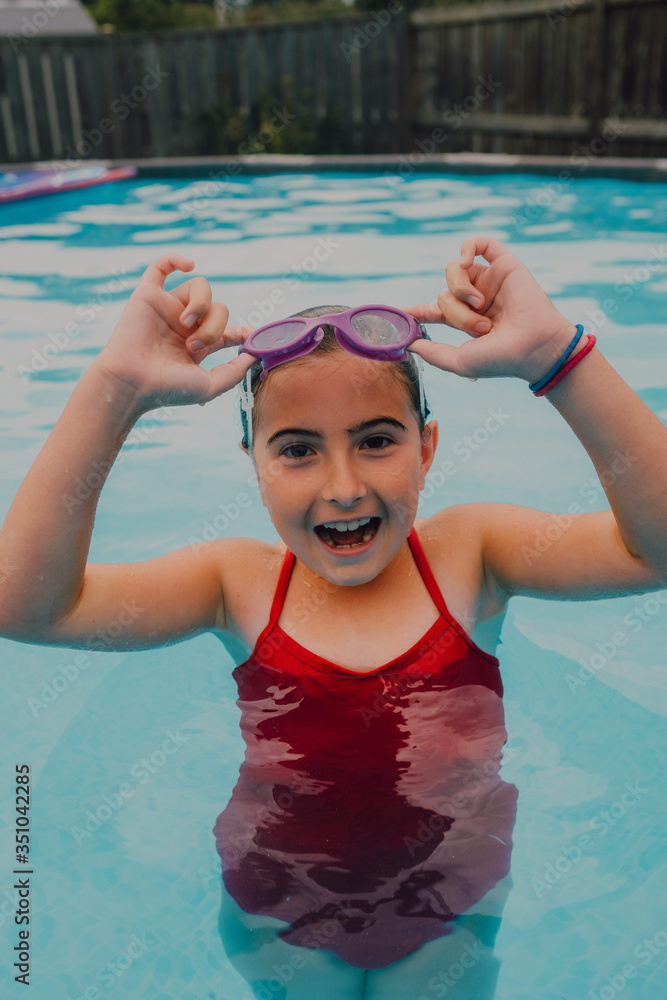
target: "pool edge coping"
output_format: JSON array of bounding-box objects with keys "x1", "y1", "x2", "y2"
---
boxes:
[{"x1": 4, "y1": 153, "x2": 667, "y2": 182}]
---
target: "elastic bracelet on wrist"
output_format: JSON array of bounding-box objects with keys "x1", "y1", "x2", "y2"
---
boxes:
[
  {"x1": 528, "y1": 324, "x2": 584, "y2": 392},
  {"x1": 533, "y1": 333, "x2": 597, "y2": 396}
]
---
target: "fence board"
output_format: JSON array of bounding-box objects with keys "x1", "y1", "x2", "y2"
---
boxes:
[
  {"x1": 236, "y1": 31, "x2": 250, "y2": 125},
  {"x1": 222, "y1": 28, "x2": 240, "y2": 132},
  {"x1": 346, "y1": 29, "x2": 363, "y2": 153},
  {"x1": 469, "y1": 22, "x2": 482, "y2": 153},
  {"x1": 266, "y1": 27, "x2": 281, "y2": 116},
  {"x1": 646, "y1": 7, "x2": 664, "y2": 124},
  {"x1": 314, "y1": 24, "x2": 326, "y2": 119},
  {"x1": 0, "y1": 94, "x2": 16, "y2": 161},
  {"x1": 393, "y1": 14, "x2": 409, "y2": 153},
  {"x1": 575, "y1": 9, "x2": 591, "y2": 126},
  {"x1": 99, "y1": 37, "x2": 118, "y2": 158},
  {"x1": 120, "y1": 38, "x2": 140, "y2": 158},
  {"x1": 378, "y1": 20, "x2": 395, "y2": 152},
  {"x1": 300, "y1": 24, "x2": 315, "y2": 108},
  {"x1": 27, "y1": 45, "x2": 52, "y2": 158},
  {"x1": 40, "y1": 51, "x2": 61, "y2": 158},
  {"x1": 0, "y1": 40, "x2": 22, "y2": 160},
  {"x1": 17, "y1": 53, "x2": 40, "y2": 159},
  {"x1": 141, "y1": 38, "x2": 162, "y2": 157},
  {"x1": 332, "y1": 21, "x2": 355, "y2": 152},
  {"x1": 490, "y1": 19, "x2": 504, "y2": 154},
  {"x1": 61, "y1": 50, "x2": 81, "y2": 156}
]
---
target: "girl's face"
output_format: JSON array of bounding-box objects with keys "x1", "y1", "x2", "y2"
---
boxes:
[{"x1": 250, "y1": 351, "x2": 438, "y2": 586}]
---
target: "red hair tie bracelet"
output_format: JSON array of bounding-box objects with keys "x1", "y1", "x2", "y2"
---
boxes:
[{"x1": 533, "y1": 334, "x2": 597, "y2": 397}]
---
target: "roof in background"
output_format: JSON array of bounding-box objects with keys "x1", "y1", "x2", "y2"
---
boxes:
[{"x1": 0, "y1": 0, "x2": 98, "y2": 36}]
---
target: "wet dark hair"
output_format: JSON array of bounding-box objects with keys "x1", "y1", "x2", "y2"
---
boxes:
[{"x1": 239, "y1": 305, "x2": 431, "y2": 451}]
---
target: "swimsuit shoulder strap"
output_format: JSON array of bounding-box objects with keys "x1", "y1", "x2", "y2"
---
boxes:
[
  {"x1": 267, "y1": 545, "x2": 295, "y2": 629},
  {"x1": 407, "y1": 525, "x2": 452, "y2": 620},
  {"x1": 409, "y1": 526, "x2": 501, "y2": 668}
]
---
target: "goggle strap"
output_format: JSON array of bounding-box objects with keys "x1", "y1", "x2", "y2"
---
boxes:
[
  {"x1": 239, "y1": 368, "x2": 254, "y2": 452},
  {"x1": 416, "y1": 353, "x2": 426, "y2": 423}
]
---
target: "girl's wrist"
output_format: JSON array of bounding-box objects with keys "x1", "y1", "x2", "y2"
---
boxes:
[
  {"x1": 521, "y1": 322, "x2": 581, "y2": 385},
  {"x1": 533, "y1": 331, "x2": 596, "y2": 397},
  {"x1": 84, "y1": 358, "x2": 152, "y2": 424}
]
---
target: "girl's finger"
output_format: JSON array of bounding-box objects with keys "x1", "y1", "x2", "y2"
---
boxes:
[
  {"x1": 460, "y1": 235, "x2": 512, "y2": 269},
  {"x1": 408, "y1": 338, "x2": 472, "y2": 378},
  {"x1": 187, "y1": 315, "x2": 256, "y2": 357},
  {"x1": 402, "y1": 302, "x2": 448, "y2": 325},
  {"x1": 141, "y1": 254, "x2": 195, "y2": 289},
  {"x1": 221, "y1": 324, "x2": 255, "y2": 346},
  {"x1": 170, "y1": 276, "x2": 213, "y2": 331},
  {"x1": 448, "y1": 253, "x2": 521, "y2": 318},
  {"x1": 436, "y1": 290, "x2": 492, "y2": 335},
  {"x1": 404, "y1": 295, "x2": 491, "y2": 334},
  {"x1": 446, "y1": 259, "x2": 487, "y2": 309},
  {"x1": 203, "y1": 351, "x2": 259, "y2": 402},
  {"x1": 183, "y1": 301, "x2": 229, "y2": 354}
]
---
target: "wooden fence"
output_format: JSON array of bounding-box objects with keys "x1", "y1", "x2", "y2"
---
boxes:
[{"x1": 0, "y1": 0, "x2": 666, "y2": 165}]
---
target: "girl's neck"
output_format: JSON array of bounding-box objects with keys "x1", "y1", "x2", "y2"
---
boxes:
[{"x1": 291, "y1": 533, "x2": 416, "y2": 609}]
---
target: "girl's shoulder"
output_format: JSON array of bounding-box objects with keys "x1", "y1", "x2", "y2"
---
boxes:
[
  {"x1": 212, "y1": 534, "x2": 288, "y2": 638},
  {"x1": 412, "y1": 504, "x2": 510, "y2": 635},
  {"x1": 214, "y1": 534, "x2": 287, "y2": 582}
]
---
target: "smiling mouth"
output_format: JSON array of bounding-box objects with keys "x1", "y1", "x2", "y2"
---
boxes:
[{"x1": 314, "y1": 516, "x2": 381, "y2": 549}]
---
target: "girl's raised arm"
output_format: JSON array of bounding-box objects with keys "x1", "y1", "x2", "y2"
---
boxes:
[
  {"x1": 0, "y1": 255, "x2": 256, "y2": 651},
  {"x1": 407, "y1": 236, "x2": 667, "y2": 601}
]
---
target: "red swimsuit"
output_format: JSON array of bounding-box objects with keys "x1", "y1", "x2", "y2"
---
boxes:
[{"x1": 213, "y1": 526, "x2": 518, "y2": 969}]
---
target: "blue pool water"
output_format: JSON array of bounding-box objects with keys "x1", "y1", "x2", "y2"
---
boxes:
[{"x1": 0, "y1": 171, "x2": 666, "y2": 999}]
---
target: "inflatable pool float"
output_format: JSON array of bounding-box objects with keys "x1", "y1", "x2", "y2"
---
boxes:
[{"x1": 0, "y1": 164, "x2": 137, "y2": 203}]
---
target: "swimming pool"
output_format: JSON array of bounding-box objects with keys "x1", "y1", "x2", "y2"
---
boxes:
[{"x1": 0, "y1": 170, "x2": 666, "y2": 1000}]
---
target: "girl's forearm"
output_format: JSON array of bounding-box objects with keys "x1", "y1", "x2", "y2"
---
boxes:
[
  {"x1": 0, "y1": 362, "x2": 146, "y2": 636},
  {"x1": 547, "y1": 344, "x2": 667, "y2": 579}
]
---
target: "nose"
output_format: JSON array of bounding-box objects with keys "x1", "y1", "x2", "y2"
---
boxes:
[{"x1": 320, "y1": 451, "x2": 367, "y2": 509}]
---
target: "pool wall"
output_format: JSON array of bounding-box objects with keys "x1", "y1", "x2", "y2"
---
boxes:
[{"x1": 4, "y1": 152, "x2": 667, "y2": 184}]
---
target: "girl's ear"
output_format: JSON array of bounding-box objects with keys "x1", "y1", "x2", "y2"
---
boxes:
[{"x1": 418, "y1": 420, "x2": 439, "y2": 488}]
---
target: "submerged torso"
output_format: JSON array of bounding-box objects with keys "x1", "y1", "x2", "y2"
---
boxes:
[{"x1": 213, "y1": 526, "x2": 518, "y2": 969}]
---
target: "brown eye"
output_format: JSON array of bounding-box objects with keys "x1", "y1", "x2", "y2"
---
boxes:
[
  {"x1": 363, "y1": 435, "x2": 392, "y2": 450},
  {"x1": 282, "y1": 443, "x2": 314, "y2": 459}
]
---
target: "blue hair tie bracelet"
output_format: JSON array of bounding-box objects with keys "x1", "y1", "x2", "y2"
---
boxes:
[{"x1": 528, "y1": 324, "x2": 584, "y2": 393}]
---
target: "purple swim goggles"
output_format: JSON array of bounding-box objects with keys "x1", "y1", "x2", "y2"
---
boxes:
[{"x1": 239, "y1": 305, "x2": 428, "y2": 380}]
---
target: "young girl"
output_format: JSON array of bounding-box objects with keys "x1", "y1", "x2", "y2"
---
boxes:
[{"x1": 1, "y1": 235, "x2": 665, "y2": 999}]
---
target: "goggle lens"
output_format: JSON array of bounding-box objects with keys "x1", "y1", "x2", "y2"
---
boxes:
[
  {"x1": 251, "y1": 320, "x2": 306, "y2": 350},
  {"x1": 350, "y1": 310, "x2": 409, "y2": 346}
]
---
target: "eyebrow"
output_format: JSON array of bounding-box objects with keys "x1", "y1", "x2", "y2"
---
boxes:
[{"x1": 266, "y1": 417, "x2": 408, "y2": 446}]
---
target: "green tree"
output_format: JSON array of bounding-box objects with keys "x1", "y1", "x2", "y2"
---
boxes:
[
  {"x1": 87, "y1": 0, "x2": 186, "y2": 30},
  {"x1": 200, "y1": 76, "x2": 351, "y2": 155}
]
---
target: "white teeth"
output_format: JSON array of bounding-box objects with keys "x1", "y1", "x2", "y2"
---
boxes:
[
  {"x1": 321, "y1": 516, "x2": 372, "y2": 532},
  {"x1": 318, "y1": 518, "x2": 378, "y2": 549}
]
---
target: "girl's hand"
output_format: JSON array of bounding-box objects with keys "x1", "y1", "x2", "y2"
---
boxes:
[
  {"x1": 405, "y1": 236, "x2": 578, "y2": 383},
  {"x1": 92, "y1": 254, "x2": 257, "y2": 410}
]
